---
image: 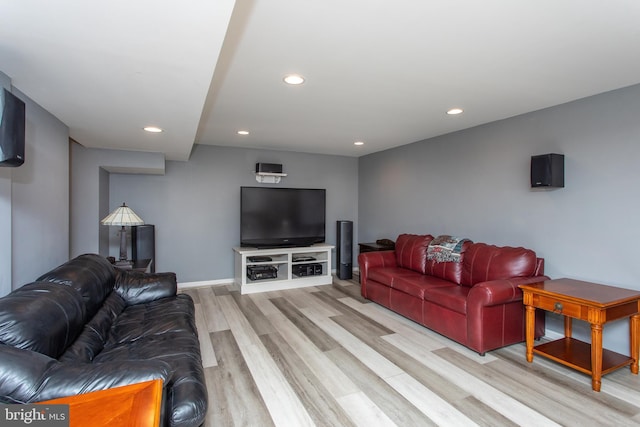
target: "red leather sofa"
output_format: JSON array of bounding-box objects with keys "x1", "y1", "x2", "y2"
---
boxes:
[{"x1": 358, "y1": 234, "x2": 547, "y2": 355}]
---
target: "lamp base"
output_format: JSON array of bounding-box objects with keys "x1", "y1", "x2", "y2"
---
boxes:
[{"x1": 115, "y1": 259, "x2": 133, "y2": 269}]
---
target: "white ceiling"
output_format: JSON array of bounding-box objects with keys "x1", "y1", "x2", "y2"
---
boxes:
[{"x1": 1, "y1": 1, "x2": 640, "y2": 161}]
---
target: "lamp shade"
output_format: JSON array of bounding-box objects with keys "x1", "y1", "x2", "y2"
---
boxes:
[{"x1": 101, "y1": 203, "x2": 144, "y2": 226}]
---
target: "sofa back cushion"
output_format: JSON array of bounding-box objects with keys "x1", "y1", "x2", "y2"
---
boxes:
[
  {"x1": 37, "y1": 254, "x2": 116, "y2": 321},
  {"x1": 461, "y1": 243, "x2": 537, "y2": 287},
  {"x1": 395, "y1": 234, "x2": 433, "y2": 274},
  {"x1": 424, "y1": 240, "x2": 472, "y2": 284},
  {"x1": 0, "y1": 282, "x2": 86, "y2": 358},
  {"x1": 58, "y1": 292, "x2": 126, "y2": 362}
]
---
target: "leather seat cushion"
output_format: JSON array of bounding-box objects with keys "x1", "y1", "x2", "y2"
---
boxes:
[
  {"x1": 104, "y1": 294, "x2": 197, "y2": 346},
  {"x1": 392, "y1": 275, "x2": 456, "y2": 299},
  {"x1": 368, "y1": 267, "x2": 420, "y2": 287},
  {"x1": 59, "y1": 292, "x2": 126, "y2": 362},
  {"x1": 423, "y1": 285, "x2": 471, "y2": 314}
]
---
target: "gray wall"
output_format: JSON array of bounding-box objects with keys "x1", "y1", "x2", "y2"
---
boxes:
[
  {"x1": 109, "y1": 144, "x2": 358, "y2": 282},
  {"x1": 70, "y1": 143, "x2": 165, "y2": 258},
  {"x1": 0, "y1": 71, "x2": 70, "y2": 293},
  {"x1": 358, "y1": 83, "x2": 640, "y2": 355}
]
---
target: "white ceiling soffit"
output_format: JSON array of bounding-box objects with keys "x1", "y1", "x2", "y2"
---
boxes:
[{"x1": 1, "y1": 1, "x2": 640, "y2": 160}]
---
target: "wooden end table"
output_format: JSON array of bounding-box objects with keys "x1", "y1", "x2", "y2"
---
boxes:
[
  {"x1": 520, "y1": 278, "x2": 640, "y2": 391},
  {"x1": 37, "y1": 379, "x2": 163, "y2": 427},
  {"x1": 358, "y1": 242, "x2": 395, "y2": 253}
]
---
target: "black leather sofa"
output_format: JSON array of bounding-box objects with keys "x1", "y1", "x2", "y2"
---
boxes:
[{"x1": 0, "y1": 254, "x2": 207, "y2": 427}]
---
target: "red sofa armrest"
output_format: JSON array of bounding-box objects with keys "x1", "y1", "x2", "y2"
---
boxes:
[
  {"x1": 466, "y1": 275, "x2": 548, "y2": 353},
  {"x1": 468, "y1": 275, "x2": 549, "y2": 307},
  {"x1": 357, "y1": 251, "x2": 396, "y2": 285}
]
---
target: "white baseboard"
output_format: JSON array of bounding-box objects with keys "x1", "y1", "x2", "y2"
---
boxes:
[
  {"x1": 178, "y1": 278, "x2": 234, "y2": 290},
  {"x1": 543, "y1": 329, "x2": 564, "y2": 340},
  {"x1": 178, "y1": 267, "x2": 360, "y2": 291}
]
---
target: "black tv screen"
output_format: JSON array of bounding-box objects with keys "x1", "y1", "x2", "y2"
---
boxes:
[{"x1": 241, "y1": 187, "x2": 326, "y2": 248}]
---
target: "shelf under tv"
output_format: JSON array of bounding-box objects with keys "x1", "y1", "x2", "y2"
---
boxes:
[{"x1": 233, "y1": 244, "x2": 334, "y2": 294}]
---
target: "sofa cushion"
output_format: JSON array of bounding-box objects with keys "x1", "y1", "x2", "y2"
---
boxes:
[
  {"x1": 368, "y1": 267, "x2": 420, "y2": 287},
  {"x1": 461, "y1": 243, "x2": 537, "y2": 287},
  {"x1": 0, "y1": 282, "x2": 86, "y2": 358},
  {"x1": 392, "y1": 275, "x2": 457, "y2": 299},
  {"x1": 37, "y1": 254, "x2": 116, "y2": 320},
  {"x1": 394, "y1": 234, "x2": 433, "y2": 274},
  {"x1": 424, "y1": 240, "x2": 472, "y2": 284},
  {"x1": 58, "y1": 292, "x2": 127, "y2": 362},
  {"x1": 424, "y1": 285, "x2": 471, "y2": 314}
]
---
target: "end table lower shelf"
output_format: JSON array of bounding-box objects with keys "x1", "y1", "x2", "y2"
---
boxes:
[{"x1": 533, "y1": 337, "x2": 633, "y2": 376}]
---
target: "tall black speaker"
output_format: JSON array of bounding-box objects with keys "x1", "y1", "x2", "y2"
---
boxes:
[
  {"x1": 131, "y1": 224, "x2": 155, "y2": 272},
  {"x1": 336, "y1": 220, "x2": 353, "y2": 280},
  {"x1": 531, "y1": 153, "x2": 564, "y2": 188},
  {"x1": 0, "y1": 88, "x2": 26, "y2": 167}
]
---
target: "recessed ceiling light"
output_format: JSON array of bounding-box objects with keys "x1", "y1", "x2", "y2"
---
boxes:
[
  {"x1": 143, "y1": 126, "x2": 163, "y2": 133},
  {"x1": 237, "y1": 130, "x2": 250, "y2": 135},
  {"x1": 446, "y1": 108, "x2": 463, "y2": 115},
  {"x1": 354, "y1": 141, "x2": 364, "y2": 146},
  {"x1": 283, "y1": 74, "x2": 305, "y2": 85}
]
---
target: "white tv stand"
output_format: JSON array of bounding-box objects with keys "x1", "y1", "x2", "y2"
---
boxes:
[{"x1": 233, "y1": 244, "x2": 334, "y2": 294}]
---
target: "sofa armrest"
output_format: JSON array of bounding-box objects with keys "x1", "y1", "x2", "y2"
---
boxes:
[
  {"x1": 0, "y1": 345, "x2": 170, "y2": 403},
  {"x1": 468, "y1": 275, "x2": 549, "y2": 307},
  {"x1": 357, "y1": 250, "x2": 397, "y2": 285},
  {"x1": 35, "y1": 360, "x2": 171, "y2": 403},
  {"x1": 115, "y1": 270, "x2": 177, "y2": 306}
]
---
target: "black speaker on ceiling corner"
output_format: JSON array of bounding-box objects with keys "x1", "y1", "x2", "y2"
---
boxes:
[
  {"x1": 336, "y1": 220, "x2": 353, "y2": 280},
  {"x1": 531, "y1": 153, "x2": 564, "y2": 188}
]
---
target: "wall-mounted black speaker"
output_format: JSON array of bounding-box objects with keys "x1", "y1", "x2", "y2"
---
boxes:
[
  {"x1": 336, "y1": 220, "x2": 353, "y2": 280},
  {"x1": 131, "y1": 224, "x2": 155, "y2": 272},
  {"x1": 255, "y1": 163, "x2": 283, "y2": 174},
  {"x1": 531, "y1": 153, "x2": 564, "y2": 188},
  {"x1": 0, "y1": 88, "x2": 26, "y2": 167}
]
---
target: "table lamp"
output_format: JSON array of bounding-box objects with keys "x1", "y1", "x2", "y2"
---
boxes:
[{"x1": 101, "y1": 202, "x2": 144, "y2": 267}]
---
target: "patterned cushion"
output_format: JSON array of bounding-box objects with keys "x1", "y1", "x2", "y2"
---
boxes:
[{"x1": 424, "y1": 239, "x2": 472, "y2": 284}]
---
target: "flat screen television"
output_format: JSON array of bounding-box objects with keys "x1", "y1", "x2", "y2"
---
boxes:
[{"x1": 240, "y1": 186, "x2": 326, "y2": 248}]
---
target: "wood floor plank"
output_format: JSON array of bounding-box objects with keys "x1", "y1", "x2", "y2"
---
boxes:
[
  {"x1": 331, "y1": 315, "x2": 512, "y2": 425},
  {"x1": 325, "y1": 346, "x2": 438, "y2": 427},
  {"x1": 335, "y1": 391, "x2": 398, "y2": 427},
  {"x1": 436, "y1": 346, "x2": 638, "y2": 427},
  {"x1": 383, "y1": 332, "x2": 561, "y2": 426},
  {"x1": 260, "y1": 332, "x2": 357, "y2": 427},
  {"x1": 310, "y1": 290, "x2": 395, "y2": 335},
  {"x1": 384, "y1": 372, "x2": 479, "y2": 426},
  {"x1": 300, "y1": 305, "x2": 405, "y2": 379},
  {"x1": 216, "y1": 294, "x2": 315, "y2": 426},
  {"x1": 230, "y1": 290, "x2": 277, "y2": 336},
  {"x1": 490, "y1": 344, "x2": 640, "y2": 419},
  {"x1": 193, "y1": 301, "x2": 217, "y2": 368},
  {"x1": 270, "y1": 297, "x2": 340, "y2": 352},
  {"x1": 206, "y1": 330, "x2": 274, "y2": 427},
  {"x1": 266, "y1": 311, "x2": 360, "y2": 398},
  {"x1": 197, "y1": 286, "x2": 230, "y2": 332},
  {"x1": 194, "y1": 279, "x2": 640, "y2": 426}
]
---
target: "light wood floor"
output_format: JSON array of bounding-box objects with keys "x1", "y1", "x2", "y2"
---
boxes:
[{"x1": 181, "y1": 278, "x2": 640, "y2": 427}]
